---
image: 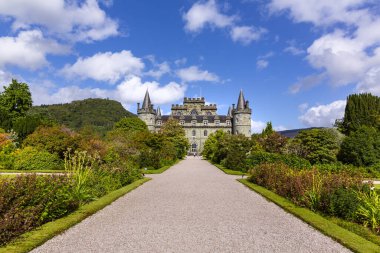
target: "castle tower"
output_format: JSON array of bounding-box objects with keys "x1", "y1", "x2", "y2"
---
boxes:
[
  {"x1": 232, "y1": 90, "x2": 251, "y2": 137},
  {"x1": 137, "y1": 90, "x2": 156, "y2": 131}
]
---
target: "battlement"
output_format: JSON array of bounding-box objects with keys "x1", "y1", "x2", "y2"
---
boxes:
[{"x1": 183, "y1": 97, "x2": 205, "y2": 104}]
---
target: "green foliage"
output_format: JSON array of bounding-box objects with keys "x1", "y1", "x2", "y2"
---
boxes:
[
  {"x1": 23, "y1": 126, "x2": 78, "y2": 158},
  {"x1": 339, "y1": 93, "x2": 380, "y2": 135},
  {"x1": 261, "y1": 121, "x2": 275, "y2": 136},
  {"x1": 338, "y1": 126, "x2": 380, "y2": 166},
  {"x1": 12, "y1": 115, "x2": 50, "y2": 142},
  {"x1": 290, "y1": 128, "x2": 343, "y2": 164},
  {"x1": 328, "y1": 188, "x2": 360, "y2": 221},
  {"x1": 28, "y1": 98, "x2": 135, "y2": 135},
  {"x1": 159, "y1": 118, "x2": 189, "y2": 160},
  {"x1": 0, "y1": 79, "x2": 32, "y2": 119},
  {"x1": 222, "y1": 134, "x2": 251, "y2": 171},
  {"x1": 0, "y1": 175, "x2": 78, "y2": 246},
  {"x1": 247, "y1": 151, "x2": 311, "y2": 170},
  {"x1": 356, "y1": 190, "x2": 380, "y2": 233},
  {"x1": 257, "y1": 132, "x2": 289, "y2": 154},
  {"x1": 14, "y1": 147, "x2": 62, "y2": 171},
  {"x1": 114, "y1": 117, "x2": 147, "y2": 132},
  {"x1": 202, "y1": 130, "x2": 228, "y2": 163}
]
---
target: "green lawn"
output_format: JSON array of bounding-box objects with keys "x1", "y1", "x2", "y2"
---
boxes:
[
  {"x1": 238, "y1": 179, "x2": 380, "y2": 253},
  {"x1": 211, "y1": 162, "x2": 246, "y2": 176},
  {"x1": 375, "y1": 184, "x2": 380, "y2": 189},
  {"x1": 0, "y1": 178, "x2": 151, "y2": 253}
]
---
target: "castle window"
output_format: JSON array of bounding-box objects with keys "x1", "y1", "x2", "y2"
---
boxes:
[
  {"x1": 204, "y1": 130, "x2": 208, "y2": 136},
  {"x1": 203, "y1": 120, "x2": 208, "y2": 126},
  {"x1": 192, "y1": 120, "x2": 196, "y2": 126},
  {"x1": 191, "y1": 109, "x2": 198, "y2": 115},
  {"x1": 176, "y1": 111, "x2": 182, "y2": 116},
  {"x1": 157, "y1": 120, "x2": 162, "y2": 125},
  {"x1": 227, "y1": 130, "x2": 231, "y2": 134},
  {"x1": 215, "y1": 120, "x2": 220, "y2": 126},
  {"x1": 180, "y1": 120, "x2": 185, "y2": 125},
  {"x1": 192, "y1": 130, "x2": 196, "y2": 136},
  {"x1": 206, "y1": 111, "x2": 212, "y2": 115},
  {"x1": 226, "y1": 120, "x2": 231, "y2": 126}
]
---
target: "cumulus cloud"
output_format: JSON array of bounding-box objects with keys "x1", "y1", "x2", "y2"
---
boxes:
[
  {"x1": 61, "y1": 50, "x2": 144, "y2": 83},
  {"x1": 299, "y1": 100, "x2": 346, "y2": 127},
  {"x1": 269, "y1": 0, "x2": 380, "y2": 94},
  {"x1": 284, "y1": 45, "x2": 305, "y2": 55},
  {"x1": 117, "y1": 76, "x2": 186, "y2": 104},
  {"x1": 145, "y1": 61, "x2": 171, "y2": 79},
  {"x1": 230, "y1": 26, "x2": 266, "y2": 45},
  {"x1": 0, "y1": 29, "x2": 69, "y2": 70},
  {"x1": 0, "y1": 0, "x2": 118, "y2": 42},
  {"x1": 289, "y1": 73, "x2": 326, "y2": 94},
  {"x1": 176, "y1": 66, "x2": 219, "y2": 82},
  {"x1": 256, "y1": 60, "x2": 269, "y2": 70},
  {"x1": 30, "y1": 75, "x2": 186, "y2": 106},
  {"x1": 183, "y1": 0, "x2": 235, "y2": 32},
  {"x1": 183, "y1": 0, "x2": 264, "y2": 45}
]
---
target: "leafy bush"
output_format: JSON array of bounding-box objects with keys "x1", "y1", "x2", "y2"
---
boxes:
[
  {"x1": 0, "y1": 175, "x2": 78, "y2": 246},
  {"x1": 338, "y1": 126, "x2": 380, "y2": 166},
  {"x1": 14, "y1": 147, "x2": 62, "y2": 170},
  {"x1": 356, "y1": 189, "x2": 380, "y2": 233},
  {"x1": 247, "y1": 151, "x2": 311, "y2": 170},
  {"x1": 314, "y1": 163, "x2": 380, "y2": 178},
  {"x1": 328, "y1": 188, "x2": 360, "y2": 221}
]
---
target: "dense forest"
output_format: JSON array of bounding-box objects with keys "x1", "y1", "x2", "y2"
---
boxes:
[{"x1": 29, "y1": 98, "x2": 135, "y2": 134}]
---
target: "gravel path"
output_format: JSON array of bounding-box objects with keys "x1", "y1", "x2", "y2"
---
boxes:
[{"x1": 32, "y1": 157, "x2": 351, "y2": 253}]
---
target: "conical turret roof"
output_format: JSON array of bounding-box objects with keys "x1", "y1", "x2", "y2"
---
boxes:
[
  {"x1": 227, "y1": 106, "x2": 232, "y2": 117},
  {"x1": 156, "y1": 106, "x2": 161, "y2": 117},
  {"x1": 142, "y1": 90, "x2": 152, "y2": 109},
  {"x1": 236, "y1": 89, "x2": 245, "y2": 110}
]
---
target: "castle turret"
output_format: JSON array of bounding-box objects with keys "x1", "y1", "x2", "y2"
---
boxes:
[
  {"x1": 137, "y1": 90, "x2": 156, "y2": 131},
  {"x1": 232, "y1": 90, "x2": 251, "y2": 136}
]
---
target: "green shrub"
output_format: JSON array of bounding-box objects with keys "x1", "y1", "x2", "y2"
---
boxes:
[
  {"x1": 247, "y1": 151, "x2": 311, "y2": 170},
  {"x1": 0, "y1": 174, "x2": 78, "y2": 246},
  {"x1": 315, "y1": 163, "x2": 380, "y2": 178},
  {"x1": 328, "y1": 188, "x2": 360, "y2": 221},
  {"x1": 14, "y1": 147, "x2": 62, "y2": 170},
  {"x1": 356, "y1": 189, "x2": 380, "y2": 233}
]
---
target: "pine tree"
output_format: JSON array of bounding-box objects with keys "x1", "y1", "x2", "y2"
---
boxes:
[{"x1": 340, "y1": 93, "x2": 380, "y2": 135}]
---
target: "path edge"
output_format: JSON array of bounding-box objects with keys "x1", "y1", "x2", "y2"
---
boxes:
[
  {"x1": 238, "y1": 179, "x2": 380, "y2": 253},
  {"x1": 0, "y1": 177, "x2": 152, "y2": 253}
]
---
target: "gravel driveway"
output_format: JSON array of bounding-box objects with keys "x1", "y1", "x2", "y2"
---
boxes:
[{"x1": 32, "y1": 157, "x2": 351, "y2": 253}]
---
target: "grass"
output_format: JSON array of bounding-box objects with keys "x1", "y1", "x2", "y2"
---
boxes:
[
  {"x1": 143, "y1": 160, "x2": 181, "y2": 174},
  {"x1": 0, "y1": 177, "x2": 151, "y2": 253},
  {"x1": 211, "y1": 162, "x2": 246, "y2": 176},
  {"x1": 375, "y1": 184, "x2": 380, "y2": 189},
  {"x1": 0, "y1": 169, "x2": 66, "y2": 173},
  {"x1": 238, "y1": 179, "x2": 380, "y2": 253}
]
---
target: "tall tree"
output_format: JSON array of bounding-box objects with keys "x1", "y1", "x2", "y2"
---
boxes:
[
  {"x1": 0, "y1": 79, "x2": 32, "y2": 119},
  {"x1": 338, "y1": 93, "x2": 380, "y2": 135}
]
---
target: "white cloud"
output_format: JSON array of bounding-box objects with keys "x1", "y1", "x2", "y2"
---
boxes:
[
  {"x1": 251, "y1": 120, "x2": 267, "y2": 133},
  {"x1": 299, "y1": 100, "x2": 346, "y2": 127},
  {"x1": 176, "y1": 66, "x2": 219, "y2": 82},
  {"x1": 183, "y1": 0, "x2": 264, "y2": 45},
  {"x1": 0, "y1": 29, "x2": 69, "y2": 70},
  {"x1": 0, "y1": 0, "x2": 118, "y2": 42},
  {"x1": 230, "y1": 26, "x2": 266, "y2": 45},
  {"x1": 284, "y1": 46, "x2": 305, "y2": 55},
  {"x1": 270, "y1": 0, "x2": 380, "y2": 94},
  {"x1": 298, "y1": 103, "x2": 309, "y2": 112},
  {"x1": 30, "y1": 75, "x2": 186, "y2": 106},
  {"x1": 183, "y1": 0, "x2": 235, "y2": 33},
  {"x1": 117, "y1": 76, "x2": 186, "y2": 104},
  {"x1": 251, "y1": 119, "x2": 287, "y2": 133},
  {"x1": 289, "y1": 73, "x2": 326, "y2": 94},
  {"x1": 256, "y1": 60, "x2": 269, "y2": 70},
  {"x1": 145, "y1": 61, "x2": 171, "y2": 79},
  {"x1": 61, "y1": 50, "x2": 144, "y2": 83},
  {"x1": 175, "y1": 58, "x2": 187, "y2": 66}
]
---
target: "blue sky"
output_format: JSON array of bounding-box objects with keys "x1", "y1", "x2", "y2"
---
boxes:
[{"x1": 0, "y1": 0, "x2": 379, "y2": 132}]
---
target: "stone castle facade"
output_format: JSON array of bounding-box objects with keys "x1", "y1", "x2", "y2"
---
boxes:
[{"x1": 137, "y1": 90, "x2": 251, "y2": 154}]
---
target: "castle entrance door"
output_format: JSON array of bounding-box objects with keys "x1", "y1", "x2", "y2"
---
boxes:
[{"x1": 191, "y1": 143, "x2": 197, "y2": 154}]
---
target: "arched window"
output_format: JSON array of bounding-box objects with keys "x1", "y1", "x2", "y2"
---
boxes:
[
  {"x1": 227, "y1": 130, "x2": 231, "y2": 134},
  {"x1": 204, "y1": 130, "x2": 208, "y2": 136},
  {"x1": 192, "y1": 130, "x2": 196, "y2": 136},
  {"x1": 191, "y1": 109, "x2": 198, "y2": 115}
]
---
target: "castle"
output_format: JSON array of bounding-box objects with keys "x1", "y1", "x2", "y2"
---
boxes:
[{"x1": 137, "y1": 90, "x2": 251, "y2": 154}]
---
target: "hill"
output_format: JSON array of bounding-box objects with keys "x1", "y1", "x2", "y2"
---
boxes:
[
  {"x1": 29, "y1": 98, "x2": 135, "y2": 134},
  {"x1": 278, "y1": 127, "x2": 323, "y2": 138}
]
